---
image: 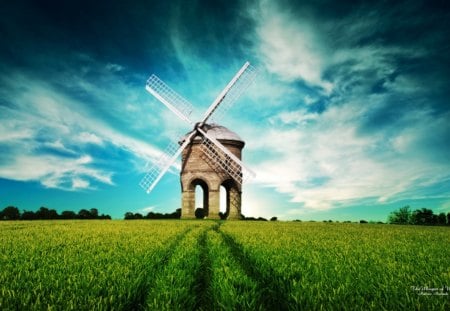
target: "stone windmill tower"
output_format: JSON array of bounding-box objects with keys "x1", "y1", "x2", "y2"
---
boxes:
[
  {"x1": 140, "y1": 62, "x2": 257, "y2": 220},
  {"x1": 180, "y1": 124, "x2": 245, "y2": 219}
]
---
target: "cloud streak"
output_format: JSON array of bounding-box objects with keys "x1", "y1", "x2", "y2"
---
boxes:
[
  {"x1": 0, "y1": 62, "x2": 163, "y2": 191},
  {"x1": 244, "y1": 0, "x2": 450, "y2": 214},
  {"x1": 252, "y1": 0, "x2": 333, "y2": 93}
]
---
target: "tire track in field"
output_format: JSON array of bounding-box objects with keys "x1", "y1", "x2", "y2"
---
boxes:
[
  {"x1": 193, "y1": 228, "x2": 213, "y2": 311},
  {"x1": 219, "y1": 230, "x2": 292, "y2": 310},
  {"x1": 126, "y1": 221, "x2": 292, "y2": 310},
  {"x1": 123, "y1": 226, "x2": 194, "y2": 310}
]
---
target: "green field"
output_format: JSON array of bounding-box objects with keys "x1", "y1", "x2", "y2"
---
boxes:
[{"x1": 1, "y1": 220, "x2": 449, "y2": 310}]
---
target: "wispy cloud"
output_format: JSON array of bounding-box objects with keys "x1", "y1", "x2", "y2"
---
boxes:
[
  {"x1": 251, "y1": 0, "x2": 333, "y2": 93},
  {"x1": 135, "y1": 205, "x2": 155, "y2": 215},
  {"x1": 0, "y1": 62, "x2": 164, "y2": 191},
  {"x1": 249, "y1": 97, "x2": 450, "y2": 212},
  {"x1": 0, "y1": 154, "x2": 112, "y2": 191},
  {"x1": 243, "y1": 0, "x2": 450, "y2": 214}
]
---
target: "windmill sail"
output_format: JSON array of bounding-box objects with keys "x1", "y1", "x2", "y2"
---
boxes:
[
  {"x1": 139, "y1": 132, "x2": 196, "y2": 193},
  {"x1": 206, "y1": 62, "x2": 258, "y2": 124},
  {"x1": 146, "y1": 75, "x2": 194, "y2": 124},
  {"x1": 141, "y1": 61, "x2": 257, "y2": 194}
]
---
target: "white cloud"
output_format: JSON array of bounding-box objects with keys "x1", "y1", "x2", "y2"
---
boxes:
[
  {"x1": 136, "y1": 206, "x2": 155, "y2": 214},
  {"x1": 251, "y1": 0, "x2": 333, "y2": 93},
  {"x1": 0, "y1": 117, "x2": 34, "y2": 142},
  {"x1": 240, "y1": 0, "x2": 450, "y2": 214},
  {"x1": 0, "y1": 70, "x2": 164, "y2": 190},
  {"x1": 77, "y1": 132, "x2": 103, "y2": 145},
  {"x1": 43, "y1": 139, "x2": 77, "y2": 155},
  {"x1": 72, "y1": 178, "x2": 90, "y2": 189},
  {"x1": 246, "y1": 97, "x2": 450, "y2": 212},
  {"x1": 105, "y1": 63, "x2": 124, "y2": 72},
  {"x1": 0, "y1": 154, "x2": 112, "y2": 191},
  {"x1": 273, "y1": 110, "x2": 318, "y2": 126}
]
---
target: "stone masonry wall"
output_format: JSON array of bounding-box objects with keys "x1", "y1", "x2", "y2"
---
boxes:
[{"x1": 180, "y1": 137, "x2": 243, "y2": 220}]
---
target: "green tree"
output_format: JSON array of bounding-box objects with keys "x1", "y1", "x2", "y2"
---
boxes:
[
  {"x1": 48, "y1": 208, "x2": 58, "y2": 219},
  {"x1": 78, "y1": 209, "x2": 92, "y2": 219},
  {"x1": 124, "y1": 212, "x2": 135, "y2": 220},
  {"x1": 21, "y1": 210, "x2": 36, "y2": 220},
  {"x1": 90, "y1": 208, "x2": 99, "y2": 219},
  {"x1": 99, "y1": 214, "x2": 111, "y2": 220},
  {"x1": 36, "y1": 207, "x2": 52, "y2": 219},
  {"x1": 1, "y1": 206, "x2": 20, "y2": 220},
  {"x1": 411, "y1": 208, "x2": 436, "y2": 225},
  {"x1": 437, "y1": 213, "x2": 446, "y2": 226},
  {"x1": 388, "y1": 206, "x2": 412, "y2": 224},
  {"x1": 61, "y1": 210, "x2": 77, "y2": 219}
]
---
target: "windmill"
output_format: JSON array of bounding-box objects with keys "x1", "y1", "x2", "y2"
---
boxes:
[{"x1": 140, "y1": 61, "x2": 257, "y2": 219}]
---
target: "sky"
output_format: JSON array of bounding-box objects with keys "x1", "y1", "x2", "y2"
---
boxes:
[{"x1": 1, "y1": 0, "x2": 449, "y2": 221}]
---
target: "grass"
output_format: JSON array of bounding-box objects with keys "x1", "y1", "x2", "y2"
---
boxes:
[{"x1": 0, "y1": 220, "x2": 449, "y2": 310}]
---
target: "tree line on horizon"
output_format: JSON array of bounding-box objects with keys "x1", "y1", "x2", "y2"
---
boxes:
[
  {"x1": 124, "y1": 206, "x2": 450, "y2": 224},
  {"x1": 0, "y1": 206, "x2": 111, "y2": 220},
  {"x1": 2, "y1": 205, "x2": 449, "y2": 224},
  {"x1": 388, "y1": 206, "x2": 450, "y2": 225},
  {"x1": 124, "y1": 207, "x2": 278, "y2": 221},
  {"x1": 124, "y1": 208, "x2": 182, "y2": 220}
]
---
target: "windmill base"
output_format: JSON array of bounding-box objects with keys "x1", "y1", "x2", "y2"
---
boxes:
[{"x1": 180, "y1": 188, "x2": 241, "y2": 220}]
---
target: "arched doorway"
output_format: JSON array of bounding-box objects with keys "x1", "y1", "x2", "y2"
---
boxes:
[
  {"x1": 219, "y1": 185, "x2": 228, "y2": 219},
  {"x1": 220, "y1": 179, "x2": 240, "y2": 219},
  {"x1": 191, "y1": 179, "x2": 209, "y2": 218}
]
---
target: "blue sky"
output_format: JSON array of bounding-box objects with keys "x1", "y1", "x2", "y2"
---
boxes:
[{"x1": 1, "y1": 0, "x2": 449, "y2": 220}]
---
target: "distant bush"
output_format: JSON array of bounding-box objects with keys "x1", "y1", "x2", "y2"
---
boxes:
[
  {"x1": 219, "y1": 212, "x2": 227, "y2": 220},
  {"x1": 243, "y1": 216, "x2": 268, "y2": 221},
  {"x1": 124, "y1": 209, "x2": 181, "y2": 220},
  {"x1": 195, "y1": 208, "x2": 205, "y2": 219}
]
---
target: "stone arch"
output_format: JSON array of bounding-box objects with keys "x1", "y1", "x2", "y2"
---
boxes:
[
  {"x1": 219, "y1": 185, "x2": 228, "y2": 218},
  {"x1": 189, "y1": 178, "x2": 209, "y2": 217},
  {"x1": 221, "y1": 179, "x2": 241, "y2": 220}
]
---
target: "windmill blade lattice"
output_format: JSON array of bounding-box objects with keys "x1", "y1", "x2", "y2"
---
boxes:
[
  {"x1": 139, "y1": 141, "x2": 179, "y2": 193},
  {"x1": 146, "y1": 75, "x2": 194, "y2": 124},
  {"x1": 140, "y1": 131, "x2": 196, "y2": 193},
  {"x1": 209, "y1": 63, "x2": 258, "y2": 124},
  {"x1": 199, "y1": 129, "x2": 255, "y2": 185},
  {"x1": 140, "y1": 61, "x2": 257, "y2": 194}
]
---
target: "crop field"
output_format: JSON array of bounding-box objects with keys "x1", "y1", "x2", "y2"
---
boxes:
[{"x1": 1, "y1": 220, "x2": 449, "y2": 310}]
